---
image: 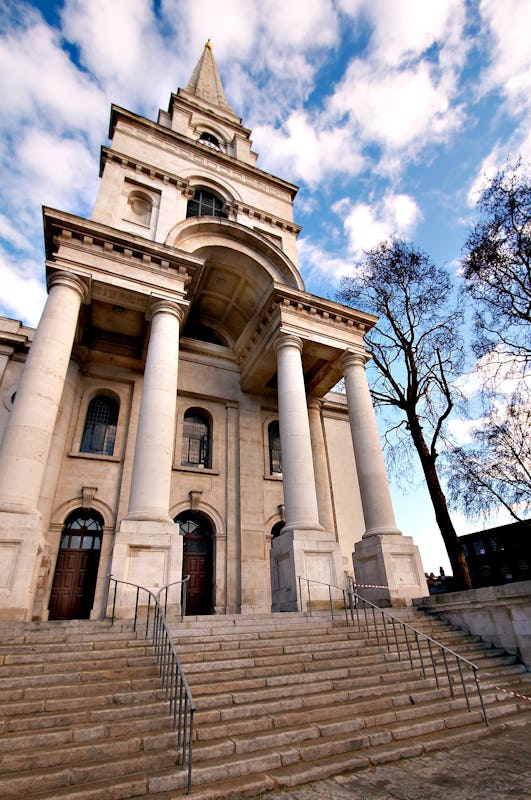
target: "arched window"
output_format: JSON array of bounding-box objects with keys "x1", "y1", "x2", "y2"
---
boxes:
[
  {"x1": 268, "y1": 420, "x2": 282, "y2": 475},
  {"x1": 198, "y1": 131, "x2": 220, "y2": 150},
  {"x1": 80, "y1": 395, "x2": 119, "y2": 456},
  {"x1": 182, "y1": 409, "x2": 211, "y2": 468},
  {"x1": 186, "y1": 189, "x2": 227, "y2": 219}
]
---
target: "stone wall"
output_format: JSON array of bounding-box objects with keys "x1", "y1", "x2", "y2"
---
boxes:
[{"x1": 414, "y1": 580, "x2": 531, "y2": 670}]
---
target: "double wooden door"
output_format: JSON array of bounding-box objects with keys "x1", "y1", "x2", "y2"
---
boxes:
[{"x1": 48, "y1": 512, "x2": 103, "y2": 620}]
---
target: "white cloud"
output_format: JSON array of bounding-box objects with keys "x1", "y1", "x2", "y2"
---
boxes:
[
  {"x1": 15, "y1": 129, "x2": 97, "y2": 214},
  {"x1": 330, "y1": 0, "x2": 467, "y2": 175},
  {"x1": 454, "y1": 348, "x2": 528, "y2": 399},
  {"x1": 479, "y1": 0, "x2": 531, "y2": 106},
  {"x1": 466, "y1": 1, "x2": 531, "y2": 201},
  {"x1": 60, "y1": 0, "x2": 184, "y2": 111},
  {"x1": 0, "y1": 5, "x2": 107, "y2": 140},
  {"x1": 253, "y1": 111, "x2": 364, "y2": 186},
  {"x1": 0, "y1": 214, "x2": 31, "y2": 252},
  {"x1": 0, "y1": 249, "x2": 47, "y2": 327},
  {"x1": 297, "y1": 237, "x2": 353, "y2": 285},
  {"x1": 336, "y1": 192, "x2": 422, "y2": 259},
  {"x1": 329, "y1": 58, "x2": 462, "y2": 160},
  {"x1": 447, "y1": 417, "x2": 487, "y2": 446}
]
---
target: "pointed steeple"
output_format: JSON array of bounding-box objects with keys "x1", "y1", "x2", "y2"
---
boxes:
[{"x1": 183, "y1": 40, "x2": 239, "y2": 121}]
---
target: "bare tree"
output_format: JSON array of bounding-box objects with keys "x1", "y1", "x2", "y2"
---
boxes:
[
  {"x1": 339, "y1": 239, "x2": 472, "y2": 589},
  {"x1": 463, "y1": 159, "x2": 531, "y2": 372},
  {"x1": 447, "y1": 388, "x2": 531, "y2": 522}
]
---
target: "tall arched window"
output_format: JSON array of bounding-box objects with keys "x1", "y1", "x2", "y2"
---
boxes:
[
  {"x1": 182, "y1": 409, "x2": 211, "y2": 468},
  {"x1": 80, "y1": 395, "x2": 119, "y2": 456},
  {"x1": 186, "y1": 189, "x2": 227, "y2": 219},
  {"x1": 268, "y1": 420, "x2": 282, "y2": 475}
]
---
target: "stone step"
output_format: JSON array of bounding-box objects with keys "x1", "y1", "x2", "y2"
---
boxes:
[
  {"x1": 1, "y1": 612, "x2": 529, "y2": 800},
  {"x1": 3, "y1": 707, "x2": 173, "y2": 736},
  {"x1": 193, "y1": 679, "x2": 447, "y2": 727},
  {"x1": 0, "y1": 659, "x2": 159, "y2": 682},
  {"x1": 141, "y1": 709, "x2": 506, "y2": 797},
  {"x1": 0, "y1": 747, "x2": 178, "y2": 799},
  {"x1": 0, "y1": 641, "x2": 151, "y2": 660}
]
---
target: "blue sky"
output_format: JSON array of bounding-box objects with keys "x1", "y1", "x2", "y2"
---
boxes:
[{"x1": 1, "y1": 0, "x2": 530, "y2": 573}]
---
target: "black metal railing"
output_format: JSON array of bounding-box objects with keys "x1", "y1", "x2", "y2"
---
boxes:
[
  {"x1": 298, "y1": 576, "x2": 489, "y2": 726},
  {"x1": 108, "y1": 576, "x2": 195, "y2": 793}
]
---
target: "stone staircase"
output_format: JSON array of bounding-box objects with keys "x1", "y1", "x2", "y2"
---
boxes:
[{"x1": 0, "y1": 610, "x2": 530, "y2": 800}]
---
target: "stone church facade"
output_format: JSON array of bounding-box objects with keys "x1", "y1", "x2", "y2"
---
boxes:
[{"x1": 0, "y1": 44, "x2": 427, "y2": 622}]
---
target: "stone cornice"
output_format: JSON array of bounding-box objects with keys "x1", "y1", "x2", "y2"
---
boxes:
[
  {"x1": 227, "y1": 201, "x2": 301, "y2": 236},
  {"x1": 237, "y1": 285, "x2": 377, "y2": 362},
  {"x1": 109, "y1": 105, "x2": 300, "y2": 200},
  {"x1": 99, "y1": 146, "x2": 190, "y2": 191},
  {"x1": 43, "y1": 208, "x2": 204, "y2": 281}
]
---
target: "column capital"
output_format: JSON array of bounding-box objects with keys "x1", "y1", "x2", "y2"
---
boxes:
[
  {"x1": 307, "y1": 397, "x2": 323, "y2": 412},
  {"x1": 47, "y1": 270, "x2": 90, "y2": 304},
  {"x1": 341, "y1": 349, "x2": 369, "y2": 370},
  {"x1": 273, "y1": 332, "x2": 303, "y2": 354},
  {"x1": 147, "y1": 297, "x2": 185, "y2": 323}
]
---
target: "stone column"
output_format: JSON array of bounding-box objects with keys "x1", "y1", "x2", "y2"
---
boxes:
[
  {"x1": 274, "y1": 334, "x2": 322, "y2": 532},
  {"x1": 341, "y1": 350, "x2": 428, "y2": 606},
  {"x1": 307, "y1": 399, "x2": 335, "y2": 534},
  {"x1": 0, "y1": 271, "x2": 88, "y2": 514},
  {"x1": 126, "y1": 298, "x2": 183, "y2": 522},
  {"x1": 341, "y1": 350, "x2": 400, "y2": 538}
]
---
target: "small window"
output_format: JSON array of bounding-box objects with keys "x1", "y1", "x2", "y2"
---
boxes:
[
  {"x1": 182, "y1": 409, "x2": 211, "y2": 468},
  {"x1": 186, "y1": 189, "x2": 227, "y2": 219},
  {"x1": 268, "y1": 421, "x2": 282, "y2": 475},
  {"x1": 80, "y1": 395, "x2": 119, "y2": 456},
  {"x1": 199, "y1": 131, "x2": 220, "y2": 149}
]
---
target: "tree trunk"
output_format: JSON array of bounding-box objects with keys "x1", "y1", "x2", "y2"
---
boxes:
[{"x1": 408, "y1": 417, "x2": 472, "y2": 590}]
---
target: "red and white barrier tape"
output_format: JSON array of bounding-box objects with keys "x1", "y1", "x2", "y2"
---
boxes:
[
  {"x1": 494, "y1": 685, "x2": 531, "y2": 702},
  {"x1": 353, "y1": 583, "x2": 389, "y2": 590}
]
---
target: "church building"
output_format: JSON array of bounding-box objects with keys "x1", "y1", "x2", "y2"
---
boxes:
[{"x1": 0, "y1": 43, "x2": 427, "y2": 621}]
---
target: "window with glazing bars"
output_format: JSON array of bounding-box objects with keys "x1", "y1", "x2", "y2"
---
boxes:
[
  {"x1": 182, "y1": 412, "x2": 211, "y2": 468},
  {"x1": 268, "y1": 420, "x2": 282, "y2": 474},
  {"x1": 186, "y1": 189, "x2": 227, "y2": 218},
  {"x1": 80, "y1": 396, "x2": 119, "y2": 455}
]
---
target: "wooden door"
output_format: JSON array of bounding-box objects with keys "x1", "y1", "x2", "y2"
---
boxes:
[
  {"x1": 49, "y1": 512, "x2": 103, "y2": 620},
  {"x1": 179, "y1": 515, "x2": 213, "y2": 616}
]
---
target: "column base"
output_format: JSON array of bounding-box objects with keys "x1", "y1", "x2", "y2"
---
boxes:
[
  {"x1": 0, "y1": 512, "x2": 44, "y2": 621},
  {"x1": 108, "y1": 519, "x2": 183, "y2": 619},
  {"x1": 353, "y1": 534, "x2": 429, "y2": 607},
  {"x1": 271, "y1": 529, "x2": 344, "y2": 613}
]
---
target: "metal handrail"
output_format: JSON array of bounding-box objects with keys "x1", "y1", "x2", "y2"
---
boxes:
[
  {"x1": 108, "y1": 575, "x2": 195, "y2": 793},
  {"x1": 156, "y1": 577, "x2": 190, "y2": 619},
  {"x1": 298, "y1": 576, "x2": 489, "y2": 726}
]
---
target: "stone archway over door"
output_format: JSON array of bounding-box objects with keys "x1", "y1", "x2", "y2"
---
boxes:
[
  {"x1": 48, "y1": 510, "x2": 103, "y2": 620},
  {"x1": 176, "y1": 512, "x2": 213, "y2": 615}
]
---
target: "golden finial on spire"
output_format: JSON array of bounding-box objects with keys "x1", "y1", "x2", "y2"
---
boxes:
[{"x1": 205, "y1": 38, "x2": 212, "y2": 49}]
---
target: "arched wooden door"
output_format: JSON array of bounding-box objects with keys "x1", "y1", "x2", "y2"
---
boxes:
[
  {"x1": 176, "y1": 512, "x2": 213, "y2": 616},
  {"x1": 48, "y1": 510, "x2": 103, "y2": 620}
]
